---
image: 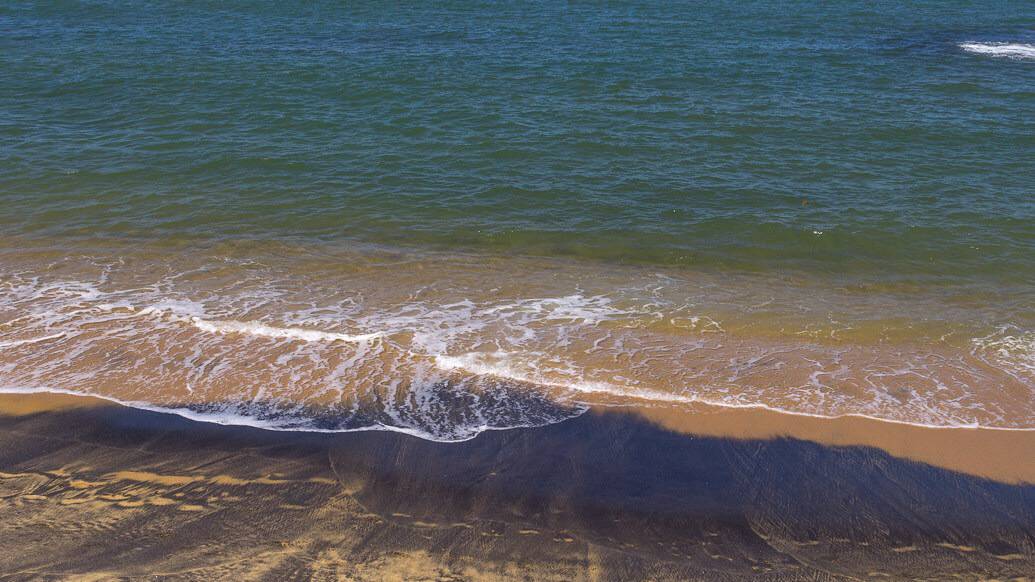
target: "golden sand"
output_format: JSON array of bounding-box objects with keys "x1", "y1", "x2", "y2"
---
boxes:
[
  {"x1": 629, "y1": 403, "x2": 1035, "y2": 484},
  {"x1": 0, "y1": 391, "x2": 105, "y2": 416}
]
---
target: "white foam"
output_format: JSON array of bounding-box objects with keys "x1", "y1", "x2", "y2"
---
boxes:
[
  {"x1": 972, "y1": 327, "x2": 1035, "y2": 382},
  {"x1": 135, "y1": 299, "x2": 208, "y2": 319},
  {"x1": 0, "y1": 332, "x2": 66, "y2": 349},
  {"x1": 119, "y1": 300, "x2": 382, "y2": 343},
  {"x1": 434, "y1": 351, "x2": 1035, "y2": 432},
  {"x1": 188, "y1": 318, "x2": 382, "y2": 344},
  {"x1": 960, "y1": 42, "x2": 1035, "y2": 60},
  {"x1": 0, "y1": 386, "x2": 582, "y2": 443},
  {"x1": 435, "y1": 351, "x2": 696, "y2": 404}
]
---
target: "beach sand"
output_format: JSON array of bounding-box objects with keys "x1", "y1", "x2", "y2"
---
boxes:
[
  {"x1": 632, "y1": 403, "x2": 1035, "y2": 485},
  {"x1": 0, "y1": 392, "x2": 1033, "y2": 580}
]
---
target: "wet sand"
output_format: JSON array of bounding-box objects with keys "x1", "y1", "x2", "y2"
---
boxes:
[{"x1": 0, "y1": 393, "x2": 1034, "y2": 580}]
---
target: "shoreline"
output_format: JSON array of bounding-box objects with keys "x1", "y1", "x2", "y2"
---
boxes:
[
  {"x1": 1, "y1": 391, "x2": 1033, "y2": 579},
  {"x1": 5, "y1": 387, "x2": 1035, "y2": 485}
]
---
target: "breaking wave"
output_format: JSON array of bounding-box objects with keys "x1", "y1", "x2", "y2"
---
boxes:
[{"x1": 960, "y1": 42, "x2": 1035, "y2": 60}]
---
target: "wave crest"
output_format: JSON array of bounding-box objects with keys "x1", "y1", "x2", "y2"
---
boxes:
[{"x1": 959, "y1": 42, "x2": 1035, "y2": 60}]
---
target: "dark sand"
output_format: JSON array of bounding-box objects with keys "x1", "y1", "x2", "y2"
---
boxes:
[{"x1": 0, "y1": 393, "x2": 1034, "y2": 581}]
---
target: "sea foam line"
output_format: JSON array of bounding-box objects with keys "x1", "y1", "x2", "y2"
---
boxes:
[
  {"x1": 130, "y1": 303, "x2": 382, "y2": 343},
  {"x1": 188, "y1": 318, "x2": 382, "y2": 343},
  {"x1": 434, "y1": 353, "x2": 1035, "y2": 433},
  {"x1": 1, "y1": 376, "x2": 1032, "y2": 443},
  {"x1": 0, "y1": 332, "x2": 66, "y2": 348},
  {"x1": 0, "y1": 386, "x2": 566, "y2": 443},
  {"x1": 435, "y1": 353, "x2": 695, "y2": 404},
  {"x1": 959, "y1": 42, "x2": 1035, "y2": 60}
]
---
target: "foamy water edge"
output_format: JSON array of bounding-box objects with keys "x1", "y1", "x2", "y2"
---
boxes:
[
  {"x1": 4, "y1": 385, "x2": 1034, "y2": 441},
  {"x1": 3, "y1": 273, "x2": 1034, "y2": 438}
]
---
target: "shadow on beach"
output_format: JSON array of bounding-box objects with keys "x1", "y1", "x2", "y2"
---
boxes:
[{"x1": 0, "y1": 393, "x2": 1033, "y2": 580}]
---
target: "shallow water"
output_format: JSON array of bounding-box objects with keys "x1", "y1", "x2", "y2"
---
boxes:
[
  {"x1": 1, "y1": 0, "x2": 1033, "y2": 439},
  {"x1": 1, "y1": 240, "x2": 1032, "y2": 440}
]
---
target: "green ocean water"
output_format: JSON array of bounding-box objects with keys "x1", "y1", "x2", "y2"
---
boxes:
[
  {"x1": 0, "y1": 0, "x2": 1033, "y2": 437},
  {"x1": 3, "y1": 0, "x2": 1034, "y2": 281}
]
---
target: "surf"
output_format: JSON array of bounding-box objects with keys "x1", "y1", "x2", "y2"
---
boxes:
[{"x1": 959, "y1": 42, "x2": 1035, "y2": 60}]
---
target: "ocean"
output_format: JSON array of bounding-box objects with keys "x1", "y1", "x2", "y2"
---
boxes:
[{"x1": 1, "y1": 0, "x2": 1033, "y2": 440}]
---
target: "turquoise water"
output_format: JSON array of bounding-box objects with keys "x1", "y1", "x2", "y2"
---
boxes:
[{"x1": 1, "y1": 1, "x2": 1033, "y2": 437}]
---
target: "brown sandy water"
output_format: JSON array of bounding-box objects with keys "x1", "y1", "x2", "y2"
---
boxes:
[{"x1": 1, "y1": 236, "x2": 1033, "y2": 446}]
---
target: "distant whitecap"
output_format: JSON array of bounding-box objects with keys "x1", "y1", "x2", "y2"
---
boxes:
[{"x1": 959, "y1": 42, "x2": 1035, "y2": 60}]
